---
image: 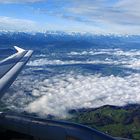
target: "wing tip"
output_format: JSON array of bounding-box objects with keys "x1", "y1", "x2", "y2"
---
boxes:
[{"x1": 14, "y1": 46, "x2": 25, "y2": 53}]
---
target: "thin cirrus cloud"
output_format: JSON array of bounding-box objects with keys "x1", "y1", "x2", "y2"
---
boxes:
[
  {"x1": 0, "y1": 0, "x2": 46, "y2": 3},
  {"x1": 0, "y1": 16, "x2": 38, "y2": 32},
  {"x1": 0, "y1": 0, "x2": 140, "y2": 34},
  {"x1": 37, "y1": 0, "x2": 140, "y2": 34},
  {"x1": 61, "y1": 0, "x2": 140, "y2": 25}
]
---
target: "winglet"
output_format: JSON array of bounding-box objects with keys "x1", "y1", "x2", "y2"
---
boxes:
[{"x1": 14, "y1": 46, "x2": 25, "y2": 53}]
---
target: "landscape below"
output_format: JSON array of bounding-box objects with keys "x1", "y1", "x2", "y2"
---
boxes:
[
  {"x1": 0, "y1": 31, "x2": 140, "y2": 140},
  {"x1": 67, "y1": 104, "x2": 140, "y2": 140}
]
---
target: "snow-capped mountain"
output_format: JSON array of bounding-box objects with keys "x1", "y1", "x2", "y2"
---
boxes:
[{"x1": 0, "y1": 31, "x2": 140, "y2": 50}]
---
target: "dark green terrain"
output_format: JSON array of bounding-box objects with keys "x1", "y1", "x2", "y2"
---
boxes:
[{"x1": 67, "y1": 104, "x2": 140, "y2": 140}]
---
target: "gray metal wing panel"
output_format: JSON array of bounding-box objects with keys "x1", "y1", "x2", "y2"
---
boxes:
[
  {"x1": 0, "y1": 51, "x2": 27, "y2": 79},
  {"x1": 0, "y1": 112, "x2": 116, "y2": 140},
  {"x1": 0, "y1": 46, "x2": 33, "y2": 98}
]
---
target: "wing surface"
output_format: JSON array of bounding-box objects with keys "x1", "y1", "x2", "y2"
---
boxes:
[{"x1": 0, "y1": 46, "x2": 33, "y2": 98}]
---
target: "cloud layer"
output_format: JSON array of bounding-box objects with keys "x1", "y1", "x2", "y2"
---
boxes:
[
  {"x1": 2, "y1": 48, "x2": 140, "y2": 118},
  {"x1": 4, "y1": 72, "x2": 140, "y2": 118},
  {"x1": 28, "y1": 49, "x2": 140, "y2": 70},
  {"x1": 0, "y1": 0, "x2": 140, "y2": 34},
  {"x1": 36, "y1": 0, "x2": 140, "y2": 34},
  {"x1": 26, "y1": 73, "x2": 140, "y2": 117},
  {"x1": 67, "y1": 0, "x2": 140, "y2": 25}
]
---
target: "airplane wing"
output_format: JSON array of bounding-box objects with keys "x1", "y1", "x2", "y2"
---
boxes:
[
  {"x1": 0, "y1": 112, "x2": 116, "y2": 140},
  {"x1": 0, "y1": 46, "x2": 33, "y2": 98}
]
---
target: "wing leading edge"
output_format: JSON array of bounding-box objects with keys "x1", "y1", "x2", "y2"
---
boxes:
[{"x1": 0, "y1": 46, "x2": 33, "y2": 98}]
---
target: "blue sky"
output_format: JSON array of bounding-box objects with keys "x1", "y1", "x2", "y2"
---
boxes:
[{"x1": 0, "y1": 0, "x2": 140, "y2": 34}]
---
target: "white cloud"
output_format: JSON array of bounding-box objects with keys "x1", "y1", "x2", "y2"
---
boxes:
[
  {"x1": 2, "y1": 48, "x2": 140, "y2": 118},
  {"x1": 0, "y1": 16, "x2": 40, "y2": 32},
  {"x1": 3, "y1": 72, "x2": 140, "y2": 118},
  {"x1": 116, "y1": 0, "x2": 140, "y2": 16},
  {"x1": 66, "y1": 0, "x2": 140, "y2": 25},
  {"x1": 38, "y1": 0, "x2": 140, "y2": 34},
  {"x1": 0, "y1": 0, "x2": 46, "y2": 3},
  {"x1": 0, "y1": 0, "x2": 140, "y2": 34},
  {"x1": 24, "y1": 73, "x2": 140, "y2": 117},
  {"x1": 27, "y1": 49, "x2": 140, "y2": 70}
]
